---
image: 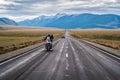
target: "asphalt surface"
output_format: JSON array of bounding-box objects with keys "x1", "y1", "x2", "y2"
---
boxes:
[{"x1": 0, "y1": 33, "x2": 120, "y2": 80}]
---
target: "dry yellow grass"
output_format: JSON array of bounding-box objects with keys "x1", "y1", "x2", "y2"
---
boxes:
[
  {"x1": 70, "y1": 30, "x2": 120, "y2": 49},
  {"x1": 0, "y1": 29, "x2": 64, "y2": 37},
  {"x1": 0, "y1": 29, "x2": 64, "y2": 54},
  {"x1": 0, "y1": 37, "x2": 42, "y2": 46}
]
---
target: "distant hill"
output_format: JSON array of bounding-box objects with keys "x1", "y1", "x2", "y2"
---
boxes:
[
  {"x1": 0, "y1": 18, "x2": 17, "y2": 25},
  {"x1": 18, "y1": 13, "x2": 120, "y2": 29}
]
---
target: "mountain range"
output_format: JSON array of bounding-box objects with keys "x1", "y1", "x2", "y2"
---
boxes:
[
  {"x1": 1, "y1": 13, "x2": 120, "y2": 29},
  {"x1": 18, "y1": 13, "x2": 120, "y2": 29},
  {"x1": 0, "y1": 18, "x2": 17, "y2": 25}
]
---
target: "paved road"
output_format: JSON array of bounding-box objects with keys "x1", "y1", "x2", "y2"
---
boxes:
[{"x1": 0, "y1": 33, "x2": 120, "y2": 80}]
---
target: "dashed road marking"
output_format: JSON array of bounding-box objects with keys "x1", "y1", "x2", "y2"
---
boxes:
[
  {"x1": 65, "y1": 53, "x2": 69, "y2": 70},
  {"x1": 65, "y1": 74, "x2": 70, "y2": 77},
  {"x1": 66, "y1": 53, "x2": 68, "y2": 58},
  {"x1": 66, "y1": 46, "x2": 68, "y2": 48}
]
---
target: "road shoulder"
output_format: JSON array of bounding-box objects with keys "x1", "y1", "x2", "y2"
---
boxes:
[
  {"x1": 0, "y1": 42, "x2": 44, "y2": 62},
  {"x1": 81, "y1": 39, "x2": 120, "y2": 57}
]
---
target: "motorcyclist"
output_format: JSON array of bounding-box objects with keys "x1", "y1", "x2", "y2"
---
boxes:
[{"x1": 44, "y1": 34, "x2": 54, "y2": 50}]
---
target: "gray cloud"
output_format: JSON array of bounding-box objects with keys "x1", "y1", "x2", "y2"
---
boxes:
[
  {"x1": 0, "y1": 0, "x2": 120, "y2": 21},
  {"x1": 6, "y1": 0, "x2": 59, "y2": 4}
]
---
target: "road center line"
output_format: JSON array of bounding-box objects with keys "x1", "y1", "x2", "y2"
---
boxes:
[
  {"x1": 66, "y1": 53, "x2": 68, "y2": 58},
  {"x1": 66, "y1": 59, "x2": 69, "y2": 70},
  {"x1": 65, "y1": 53, "x2": 69, "y2": 70},
  {"x1": 59, "y1": 42, "x2": 65, "y2": 53}
]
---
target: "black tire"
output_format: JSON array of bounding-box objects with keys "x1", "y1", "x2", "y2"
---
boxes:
[{"x1": 45, "y1": 43, "x2": 51, "y2": 51}]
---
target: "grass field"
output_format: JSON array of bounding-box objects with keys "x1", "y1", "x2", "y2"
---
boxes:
[
  {"x1": 70, "y1": 30, "x2": 120, "y2": 49},
  {"x1": 0, "y1": 29, "x2": 64, "y2": 54}
]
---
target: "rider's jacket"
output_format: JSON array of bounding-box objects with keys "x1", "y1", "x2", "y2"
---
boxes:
[{"x1": 44, "y1": 34, "x2": 54, "y2": 42}]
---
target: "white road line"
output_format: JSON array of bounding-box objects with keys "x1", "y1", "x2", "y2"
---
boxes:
[
  {"x1": 60, "y1": 42, "x2": 65, "y2": 53},
  {"x1": 66, "y1": 53, "x2": 68, "y2": 58},
  {"x1": 65, "y1": 53, "x2": 69, "y2": 70},
  {"x1": 98, "y1": 48, "x2": 120, "y2": 60},
  {"x1": 74, "y1": 38, "x2": 120, "y2": 64},
  {"x1": 66, "y1": 63, "x2": 69, "y2": 70},
  {"x1": 66, "y1": 46, "x2": 68, "y2": 48},
  {"x1": 65, "y1": 74, "x2": 70, "y2": 77},
  {"x1": 66, "y1": 59, "x2": 69, "y2": 70},
  {"x1": 0, "y1": 48, "x2": 44, "y2": 66},
  {"x1": 0, "y1": 48, "x2": 44, "y2": 77},
  {"x1": 65, "y1": 40, "x2": 69, "y2": 70}
]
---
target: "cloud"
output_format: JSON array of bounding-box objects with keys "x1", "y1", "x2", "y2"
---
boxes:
[{"x1": 0, "y1": 0, "x2": 120, "y2": 21}]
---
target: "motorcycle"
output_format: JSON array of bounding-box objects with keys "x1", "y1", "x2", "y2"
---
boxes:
[{"x1": 45, "y1": 37, "x2": 52, "y2": 51}]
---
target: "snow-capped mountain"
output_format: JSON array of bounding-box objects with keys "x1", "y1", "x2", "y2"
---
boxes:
[{"x1": 16, "y1": 13, "x2": 120, "y2": 29}]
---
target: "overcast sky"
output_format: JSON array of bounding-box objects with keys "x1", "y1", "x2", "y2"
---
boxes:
[{"x1": 0, "y1": 0, "x2": 120, "y2": 21}]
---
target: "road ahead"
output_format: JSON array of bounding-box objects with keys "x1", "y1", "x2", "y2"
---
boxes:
[{"x1": 0, "y1": 33, "x2": 120, "y2": 80}]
